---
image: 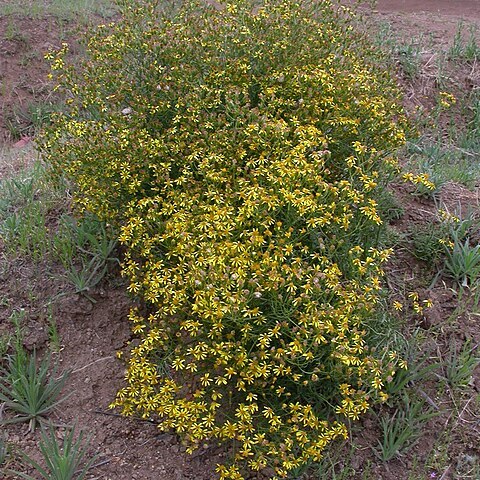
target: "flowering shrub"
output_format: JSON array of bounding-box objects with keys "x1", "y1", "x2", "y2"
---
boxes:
[{"x1": 42, "y1": 0, "x2": 411, "y2": 478}]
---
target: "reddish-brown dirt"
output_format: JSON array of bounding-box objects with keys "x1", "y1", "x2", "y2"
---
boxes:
[
  {"x1": 377, "y1": 0, "x2": 480, "y2": 18},
  {"x1": 0, "y1": 16, "x2": 64, "y2": 142}
]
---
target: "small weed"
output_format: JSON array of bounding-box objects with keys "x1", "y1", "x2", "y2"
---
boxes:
[
  {"x1": 397, "y1": 41, "x2": 422, "y2": 79},
  {"x1": 385, "y1": 351, "x2": 439, "y2": 400},
  {"x1": 0, "y1": 346, "x2": 70, "y2": 431},
  {"x1": 371, "y1": 21, "x2": 423, "y2": 79},
  {"x1": 409, "y1": 222, "x2": 447, "y2": 265},
  {"x1": 442, "y1": 341, "x2": 480, "y2": 390},
  {"x1": 466, "y1": 92, "x2": 480, "y2": 133},
  {"x1": 444, "y1": 235, "x2": 480, "y2": 287},
  {"x1": 448, "y1": 23, "x2": 480, "y2": 62},
  {"x1": 449, "y1": 214, "x2": 477, "y2": 242},
  {"x1": 47, "y1": 307, "x2": 61, "y2": 353},
  {"x1": 3, "y1": 102, "x2": 59, "y2": 139},
  {"x1": 0, "y1": 332, "x2": 12, "y2": 360},
  {"x1": 9, "y1": 309, "x2": 26, "y2": 353},
  {"x1": 27, "y1": 103, "x2": 59, "y2": 132},
  {"x1": 0, "y1": 162, "x2": 60, "y2": 260},
  {"x1": 377, "y1": 189, "x2": 404, "y2": 223},
  {"x1": 20, "y1": 50, "x2": 41, "y2": 67},
  {"x1": 0, "y1": 162, "x2": 74, "y2": 262},
  {"x1": 455, "y1": 453, "x2": 480, "y2": 479},
  {"x1": 381, "y1": 226, "x2": 406, "y2": 252},
  {"x1": 53, "y1": 214, "x2": 118, "y2": 298},
  {"x1": 1, "y1": 205, "x2": 51, "y2": 260},
  {"x1": 3, "y1": 19, "x2": 28, "y2": 44},
  {"x1": 360, "y1": 461, "x2": 373, "y2": 480},
  {"x1": 434, "y1": 53, "x2": 450, "y2": 91},
  {"x1": 449, "y1": 24, "x2": 465, "y2": 60},
  {"x1": 376, "y1": 396, "x2": 436, "y2": 462},
  {"x1": 314, "y1": 446, "x2": 356, "y2": 479},
  {"x1": 372, "y1": 21, "x2": 395, "y2": 51},
  {"x1": 8, "y1": 425, "x2": 98, "y2": 480}
]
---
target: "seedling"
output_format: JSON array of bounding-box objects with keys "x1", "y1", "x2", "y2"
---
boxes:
[
  {"x1": 442, "y1": 341, "x2": 480, "y2": 390},
  {"x1": 448, "y1": 23, "x2": 480, "y2": 62},
  {"x1": 47, "y1": 311, "x2": 61, "y2": 353},
  {"x1": 376, "y1": 397, "x2": 436, "y2": 462},
  {"x1": 8, "y1": 425, "x2": 98, "y2": 480},
  {"x1": 53, "y1": 214, "x2": 118, "y2": 299},
  {"x1": 444, "y1": 236, "x2": 480, "y2": 287},
  {"x1": 0, "y1": 346, "x2": 70, "y2": 431}
]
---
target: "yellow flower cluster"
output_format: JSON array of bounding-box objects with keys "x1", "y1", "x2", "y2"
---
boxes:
[
  {"x1": 407, "y1": 291, "x2": 433, "y2": 315},
  {"x1": 402, "y1": 172, "x2": 436, "y2": 191},
  {"x1": 438, "y1": 91, "x2": 457, "y2": 109},
  {"x1": 41, "y1": 0, "x2": 409, "y2": 478}
]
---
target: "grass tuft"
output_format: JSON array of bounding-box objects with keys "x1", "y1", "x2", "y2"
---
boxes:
[
  {"x1": 0, "y1": 346, "x2": 70, "y2": 431},
  {"x1": 376, "y1": 396, "x2": 436, "y2": 462},
  {"x1": 7, "y1": 425, "x2": 98, "y2": 480},
  {"x1": 442, "y1": 341, "x2": 480, "y2": 390}
]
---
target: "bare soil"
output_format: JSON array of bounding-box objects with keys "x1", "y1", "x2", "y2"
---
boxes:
[
  {"x1": 1, "y1": 2, "x2": 480, "y2": 480},
  {"x1": 0, "y1": 16, "x2": 64, "y2": 142},
  {"x1": 377, "y1": 0, "x2": 480, "y2": 18}
]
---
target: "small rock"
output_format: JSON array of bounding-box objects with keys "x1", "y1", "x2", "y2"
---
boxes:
[
  {"x1": 23, "y1": 323, "x2": 49, "y2": 351},
  {"x1": 13, "y1": 136, "x2": 32, "y2": 148}
]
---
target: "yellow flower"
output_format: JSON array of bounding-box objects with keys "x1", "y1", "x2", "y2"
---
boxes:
[{"x1": 393, "y1": 301, "x2": 403, "y2": 311}]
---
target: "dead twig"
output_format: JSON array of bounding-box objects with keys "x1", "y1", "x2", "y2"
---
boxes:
[{"x1": 71, "y1": 356, "x2": 114, "y2": 374}]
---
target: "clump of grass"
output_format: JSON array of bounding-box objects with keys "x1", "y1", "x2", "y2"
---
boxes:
[
  {"x1": 0, "y1": 160, "x2": 117, "y2": 296},
  {"x1": 53, "y1": 214, "x2": 118, "y2": 300},
  {"x1": 444, "y1": 235, "x2": 480, "y2": 287},
  {"x1": 0, "y1": 162, "x2": 60, "y2": 261},
  {"x1": 370, "y1": 21, "x2": 423, "y2": 79},
  {"x1": 448, "y1": 23, "x2": 480, "y2": 62},
  {"x1": 7, "y1": 425, "x2": 98, "y2": 480},
  {"x1": 442, "y1": 341, "x2": 480, "y2": 390},
  {"x1": 0, "y1": 346, "x2": 70, "y2": 431},
  {"x1": 376, "y1": 396, "x2": 436, "y2": 462},
  {"x1": 405, "y1": 138, "x2": 480, "y2": 196},
  {"x1": 4, "y1": 102, "x2": 60, "y2": 141},
  {"x1": 409, "y1": 222, "x2": 448, "y2": 266},
  {"x1": 384, "y1": 344, "x2": 440, "y2": 400}
]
